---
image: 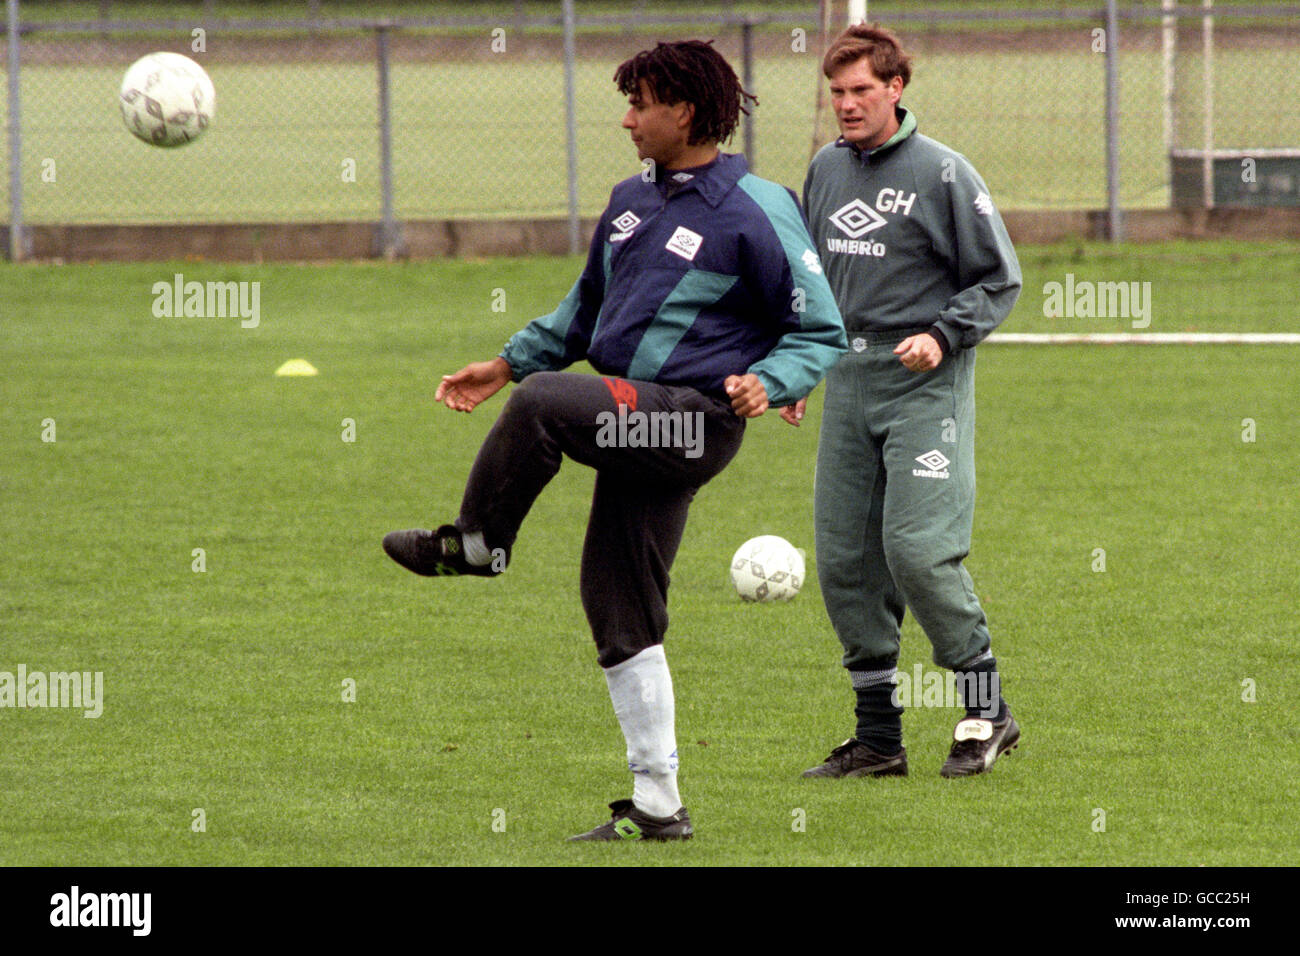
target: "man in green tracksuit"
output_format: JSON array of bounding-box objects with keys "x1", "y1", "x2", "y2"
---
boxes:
[{"x1": 788, "y1": 24, "x2": 1024, "y2": 778}]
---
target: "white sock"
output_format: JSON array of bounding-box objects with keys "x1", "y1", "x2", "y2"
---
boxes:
[
  {"x1": 603, "y1": 645, "x2": 681, "y2": 819},
  {"x1": 461, "y1": 529, "x2": 491, "y2": 566}
]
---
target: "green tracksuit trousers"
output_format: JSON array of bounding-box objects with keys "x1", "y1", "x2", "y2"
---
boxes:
[{"x1": 814, "y1": 330, "x2": 992, "y2": 674}]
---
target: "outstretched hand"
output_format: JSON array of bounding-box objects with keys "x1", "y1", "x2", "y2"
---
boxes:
[
  {"x1": 780, "y1": 398, "x2": 807, "y2": 427},
  {"x1": 436, "y1": 357, "x2": 513, "y2": 412}
]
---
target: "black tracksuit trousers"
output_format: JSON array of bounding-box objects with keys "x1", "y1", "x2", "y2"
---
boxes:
[{"x1": 457, "y1": 371, "x2": 745, "y2": 667}]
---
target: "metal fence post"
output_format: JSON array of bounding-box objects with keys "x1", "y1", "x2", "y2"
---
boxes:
[
  {"x1": 562, "y1": 0, "x2": 580, "y2": 256},
  {"x1": 742, "y1": 18, "x2": 755, "y2": 170},
  {"x1": 1202, "y1": 0, "x2": 1215, "y2": 209},
  {"x1": 375, "y1": 22, "x2": 404, "y2": 260},
  {"x1": 6, "y1": 0, "x2": 25, "y2": 261},
  {"x1": 1103, "y1": 0, "x2": 1122, "y2": 242},
  {"x1": 1161, "y1": 0, "x2": 1176, "y2": 199}
]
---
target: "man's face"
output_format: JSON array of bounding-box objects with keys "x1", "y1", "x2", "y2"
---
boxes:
[
  {"x1": 622, "y1": 79, "x2": 692, "y2": 167},
  {"x1": 829, "y1": 57, "x2": 903, "y2": 149}
]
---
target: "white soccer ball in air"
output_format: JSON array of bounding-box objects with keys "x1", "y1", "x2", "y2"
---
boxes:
[
  {"x1": 119, "y1": 52, "x2": 215, "y2": 147},
  {"x1": 730, "y1": 535, "x2": 805, "y2": 603}
]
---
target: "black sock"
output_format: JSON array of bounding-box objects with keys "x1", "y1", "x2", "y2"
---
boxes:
[
  {"x1": 854, "y1": 682, "x2": 903, "y2": 755},
  {"x1": 955, "y1": 657, "x2": 1008, "y2": 722}
]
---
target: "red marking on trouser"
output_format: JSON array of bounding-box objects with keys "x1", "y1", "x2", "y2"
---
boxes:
[{"x1": 602, "y1": 377, "x2": 638, "y2": 411}]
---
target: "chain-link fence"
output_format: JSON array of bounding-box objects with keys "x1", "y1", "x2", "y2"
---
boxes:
[
  {"x1": 4, "y1": 1, "x2": 1300, "y2": 255},
  {"x1": 1164, "y1": 5, "x2": 1300, "y2": 207}
]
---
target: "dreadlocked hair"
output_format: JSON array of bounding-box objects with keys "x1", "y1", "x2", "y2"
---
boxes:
[{"x1": 614, "y1": 40, "x2": 758, "y2": 146}]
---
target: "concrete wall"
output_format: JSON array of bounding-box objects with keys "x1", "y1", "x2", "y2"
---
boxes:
[{"x1": 15, "y1": 217, "x2": 602, "y2": 263}]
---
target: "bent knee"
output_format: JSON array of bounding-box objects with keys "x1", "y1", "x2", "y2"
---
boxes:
[{"x1": 503, "y1": 371, "x2": 564, "y2": 417}]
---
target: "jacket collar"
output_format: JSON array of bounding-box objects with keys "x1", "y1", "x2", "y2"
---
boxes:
[
  {"x1": 835, "y1": 106, "x2": 917, "y2": 162},
  {"x1": 654, "y1": 151, "x2": 748, "y2": 208}
]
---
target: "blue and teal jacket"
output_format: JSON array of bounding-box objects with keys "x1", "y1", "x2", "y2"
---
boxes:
[{"x1": 500, "y1": 152, "x2": 847, "y2": 407}]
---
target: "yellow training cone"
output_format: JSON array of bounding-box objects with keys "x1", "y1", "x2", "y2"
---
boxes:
[{"x1": 275, "y1": 359, "x2": 318, "y2": 377}]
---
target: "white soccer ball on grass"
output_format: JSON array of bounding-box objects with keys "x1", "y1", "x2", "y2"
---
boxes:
[{"x1": 730, "y1": 535, "x2": 805, "y2": 603}]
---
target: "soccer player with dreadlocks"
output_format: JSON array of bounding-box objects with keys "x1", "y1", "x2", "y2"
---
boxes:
[{"x1": 383, "y1": 40, "x2": 846, "y2": 841}]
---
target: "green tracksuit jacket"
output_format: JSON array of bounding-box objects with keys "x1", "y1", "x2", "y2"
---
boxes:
[{"x1": 802, "y1": 107, "x2": 1020, "y2": 347}]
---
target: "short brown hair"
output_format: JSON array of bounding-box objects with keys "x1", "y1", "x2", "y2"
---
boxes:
[{"x1": 822, "y1": 24, "x2": 912, "y2": 87}]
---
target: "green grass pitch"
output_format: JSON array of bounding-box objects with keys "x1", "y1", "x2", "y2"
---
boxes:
[{"x1": 1, "y1": 246, "x2": 1297, "y2": 865}]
